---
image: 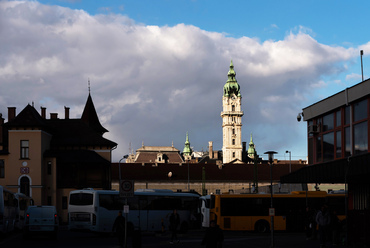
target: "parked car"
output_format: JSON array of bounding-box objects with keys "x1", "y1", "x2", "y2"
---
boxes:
[{"x1": 23, "y1": 206, "x2": 59, "y2": 239}]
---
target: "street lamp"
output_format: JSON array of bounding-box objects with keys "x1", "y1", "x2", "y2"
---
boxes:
[
  {"x1": 118, "y1": 155, "x2": 128, "y2": 181},
  {"x1": 265, "y1": 151, "x2": 277, "y2": 248},
  {"x1": 285, "y1": 150, "x2": 291, "y2": 192}
]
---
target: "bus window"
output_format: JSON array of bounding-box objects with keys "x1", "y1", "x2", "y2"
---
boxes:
[{"x1": 69, "y1": 193, "x2": 93, "y2": 206}]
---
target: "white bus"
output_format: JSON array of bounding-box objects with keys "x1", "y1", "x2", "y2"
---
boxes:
[
  {"x1": 200, "y1": 195, "x2": 211, "y2": 228},
  {"x1": 0, "y1": 186, "x2": 17, "y2": 234},
  {"x1": 68, "y1": 188, "x2": 200, "y2": 233},
  {"x1": 14, "y1": 193, "x2": 34, "y2": 230}
]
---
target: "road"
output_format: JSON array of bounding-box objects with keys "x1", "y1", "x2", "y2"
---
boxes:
[{"x1": 0, "y1": 226, "x2": 346, "y2": 248}]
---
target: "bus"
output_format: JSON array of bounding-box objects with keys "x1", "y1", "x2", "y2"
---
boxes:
[
  {"x1": 0, "y1": 186, "x2": 17, "y2": 234},
  {"x1": 200, "y1": 195, "x2": 211, "y2": 228},
  {"x1": 14, "y1": 193, "x2": 34, "y2": 230},
  {"x1": 207, "y1": 191, "x2": 345, "y2": 232},
  {"x1": 68, "y1": 188, "x2": 200, "y2": 233}
]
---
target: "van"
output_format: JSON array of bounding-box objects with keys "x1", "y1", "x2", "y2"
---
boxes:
[{"x1": 23, "y1": 206, "x2": 59, "y2": 239}]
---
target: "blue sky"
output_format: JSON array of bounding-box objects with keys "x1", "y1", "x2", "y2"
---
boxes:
[{"x1": 1, "y1": 0, "x2": 369, "y2": 162}]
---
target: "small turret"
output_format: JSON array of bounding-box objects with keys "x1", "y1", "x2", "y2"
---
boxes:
[
  {"x1": 247, "y1": 133, "x2": 256, "y2": 159},
  {"x1": 183, "y1": 132, "x2": 192, "y2": 160}
]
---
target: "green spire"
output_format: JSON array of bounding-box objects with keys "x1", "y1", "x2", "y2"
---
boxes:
[
  {"x1": 183, "y1": 131, "x2": 192, "y2": 155},
  {"x1": 248, "y1": 133, "x2": 256, "y2": 158},
  {"x1": 223, "y1": 60, "x2": 241, "y2": 97}
]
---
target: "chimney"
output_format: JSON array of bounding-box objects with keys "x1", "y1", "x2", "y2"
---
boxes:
[
  {"x1": 208, "y1": 141, "x2": 213, "y2": 159},
  {"x1": 8, "y1": 107, "x2": 16, "y2": 121},
  {"x1": 50, "y1": 113, "x2": 58, "y2": 119},
  {"x1": 41, "y1": 107, "x2": 46, "y2": 119},
  {"x1": 64, "y1": 106, "x2": 70, "y2": 119}
]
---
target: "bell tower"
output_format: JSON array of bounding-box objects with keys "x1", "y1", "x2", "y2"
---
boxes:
[{"x1": 221, "y1": 61, "x2": 243, "y2": 163}]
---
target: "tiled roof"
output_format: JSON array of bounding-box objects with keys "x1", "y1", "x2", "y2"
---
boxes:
[
  {"x1": 47, "y1": 119, "x2": 117, "y2": 148},
  {"x1": 4, "y1": 95, "x2": 117, "y2": 149},
  {"x1": 44, "y1": 149, "x2": 111, "y2": 164},
  {"x1": 5, "y1": 104, "x2": 48, "y2": 129},
  {"x1": 135, "y1": 152, "x2": 184, "y2": 163}
]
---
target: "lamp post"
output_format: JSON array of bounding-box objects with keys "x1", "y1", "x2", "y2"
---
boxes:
[
  {"x1": 118, "y1": 155, "x2": 128, "y2": 248},
  {"x1": 265, "y1": 151, "x2": 277, "y2": 248},
  {"x1": 285, "y1": 150, "x2": 291, "y2": 192}
]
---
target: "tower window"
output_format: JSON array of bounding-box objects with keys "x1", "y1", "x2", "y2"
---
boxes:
[
  {"x1": 232, "y1": 105, "x2": 235, "y2": 111},
  {"x1": 232, "y1": 139, "x2": 235, "y2": 145},
  {"x1": 232, "y1": 152, "x2": 235, "y2": 158},
  {"x1": 21, "y1": 140, "x2": 29, "y2": 159}
]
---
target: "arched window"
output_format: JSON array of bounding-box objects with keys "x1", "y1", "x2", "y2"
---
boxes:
[{"x1": 20, "y1": 176, "x2": 30, "y2": 196}]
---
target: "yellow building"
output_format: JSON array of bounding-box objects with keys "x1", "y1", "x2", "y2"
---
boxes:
[{"x1": 0, "y1": 93, "x2": 117, "y2": 222}]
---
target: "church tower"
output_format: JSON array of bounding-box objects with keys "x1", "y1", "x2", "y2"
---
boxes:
[{"x1": 221, "y1": 61, "x2": 243, "y2": 164}]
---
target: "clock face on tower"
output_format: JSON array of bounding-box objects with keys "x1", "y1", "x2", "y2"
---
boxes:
[{"x1": 231, "y1": 95, "x2": 236, "y2": 100}]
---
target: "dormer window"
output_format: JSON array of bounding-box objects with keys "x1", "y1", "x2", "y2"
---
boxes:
[{"x1": 156, "y1": 153, "x2": 164, "y2": 163}]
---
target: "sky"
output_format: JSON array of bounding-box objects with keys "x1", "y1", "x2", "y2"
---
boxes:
[{"x1": 1, "y1": 0, "x2": 370, "y2": 162}]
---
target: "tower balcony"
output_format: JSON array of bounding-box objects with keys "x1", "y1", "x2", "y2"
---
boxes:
[{"x1": 220, "y1": 111, "x2": 244, "y2": 117}]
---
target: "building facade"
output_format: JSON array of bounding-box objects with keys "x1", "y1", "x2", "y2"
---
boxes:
[
  {"x1": 281, "y1": 78, "x2": 370, "y2": 246},
  {"x1": 0, "y1": 93, "x2": 117, "y2": 222},
  {"x1": 221, "y1": 61, "x2": 243, "y2": 163}
]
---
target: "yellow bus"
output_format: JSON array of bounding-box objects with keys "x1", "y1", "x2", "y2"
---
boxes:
[{"x1": 208, "y1": 191, "x2": 345, "y2": 232}]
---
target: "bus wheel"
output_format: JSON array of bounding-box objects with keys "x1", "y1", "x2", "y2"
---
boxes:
[{"x1": 255, "y1": 220, "x2": 270, "y2": 233}]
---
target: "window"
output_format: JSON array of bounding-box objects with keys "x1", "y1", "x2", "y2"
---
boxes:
[
  {"x1": 316, "y1": 136, "x2": 322, "y2": 163},
  {"x1": 323, "y1": 132, "x2": 334, "y2": 162},
  {"x1": 345, "y1": 127, "x2": 351, "y2": 157},
  {"x1": 354, "y1": 121, "x2": 368, "y2": 155},
  {"x1": 232, "y1": 105, "x2": 235, "y2": 111},
  {"x1": 336, "y1": 110, "x2": 341, "y2": 127},
  {"x1": 232, "y1": 129, "x2": 235, "y2": 135},
  {"x1": 47, "y1": 161, "x2": 52, "y2": 175},
  {"x1": 353, "y1": 99, "x2": 367, "y2": 122},
  {"x1": 336, "y1": 131, "x2": 342, "y2": 158},
  {"x1": 21, "y1": 140, "x2": 29, "y2": 159},
  {"x1": 232, "y1": 139, "x2": 235, "y2": 145},
  {"x1": 232, "y1": 152, "x2": 235, "y2": 158},
  {"x1": 0, "y1": 160, "x2": 4, "y2": 178},
  {"x1": 345, "y1": 106, "x2": 350, "y2": 125},
  {"x1": 323, "y1": 113, "x2": 334, "y2": 131}
]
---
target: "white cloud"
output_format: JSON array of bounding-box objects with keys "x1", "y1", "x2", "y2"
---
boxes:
[{"x1": 0, "y1": 1, "x2": 362, "y2": 161}]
